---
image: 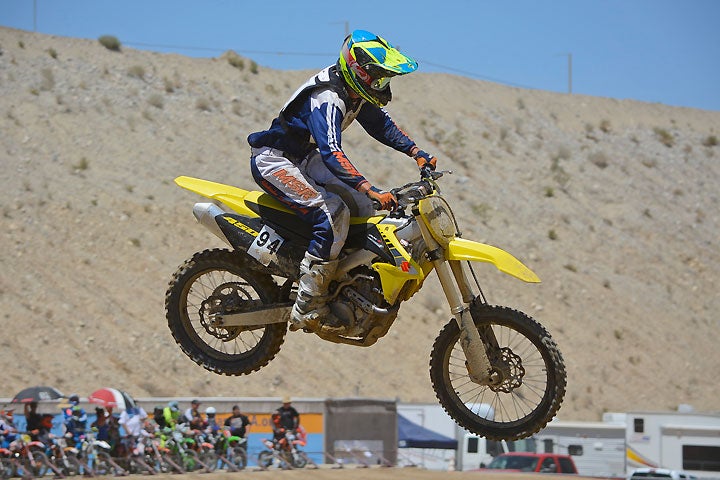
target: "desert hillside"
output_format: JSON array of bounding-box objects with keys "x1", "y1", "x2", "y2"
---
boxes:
[{"x1": 1, "y1": 27, "x2": 719, "y2": 421}]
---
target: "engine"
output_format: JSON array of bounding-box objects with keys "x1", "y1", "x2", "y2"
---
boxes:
[{"x1": 325, "y1": 266, "x2": 399, "y2": 343}]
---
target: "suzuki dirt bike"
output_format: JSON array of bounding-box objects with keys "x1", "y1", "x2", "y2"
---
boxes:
[{"x1": 166, "y1": 168, "x2": 566, "y2": 440}]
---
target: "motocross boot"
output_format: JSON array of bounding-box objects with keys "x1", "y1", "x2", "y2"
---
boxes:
[{"x1": 290, "y1": 252, "x2": 340, "y2": 332}]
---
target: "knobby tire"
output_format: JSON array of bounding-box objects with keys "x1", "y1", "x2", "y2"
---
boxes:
[
  {"x1": 166, "y1": 248, "x2": 287, "y2": 376},
  {"x1": 430, "y1": 302, "x2": 566, "y2": 440}
]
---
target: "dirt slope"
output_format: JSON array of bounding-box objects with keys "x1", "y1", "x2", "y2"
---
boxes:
[{"x1": 1, "y1": 27, "x2": 719, "y2": 420}]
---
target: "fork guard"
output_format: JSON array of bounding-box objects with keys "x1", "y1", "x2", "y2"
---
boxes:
[{"x1": 447, "y1": 237, "x2": 541, "y2": 283}]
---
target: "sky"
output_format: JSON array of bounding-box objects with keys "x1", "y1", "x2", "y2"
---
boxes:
[{"x1": 2, "y1": 0, "x2": 719, "y2": 111}]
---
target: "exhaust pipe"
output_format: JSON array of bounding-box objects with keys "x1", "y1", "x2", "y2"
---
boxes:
[{"x1": 192, "y1": 202, "x2": 232, "y2": 246}]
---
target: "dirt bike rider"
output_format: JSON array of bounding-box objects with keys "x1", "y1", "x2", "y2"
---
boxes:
[{"x1": 247, "y1": 30, "x2": 438, "y2": 331}]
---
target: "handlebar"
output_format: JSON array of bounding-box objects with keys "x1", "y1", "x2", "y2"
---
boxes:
[{"x1": 371, "y1": 167, "x2": 449, "y2": 212}]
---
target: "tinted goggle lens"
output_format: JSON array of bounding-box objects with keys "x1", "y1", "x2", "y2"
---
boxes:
[{"x1": 370, "y1": 77, "x2": 391, "y2": 91}]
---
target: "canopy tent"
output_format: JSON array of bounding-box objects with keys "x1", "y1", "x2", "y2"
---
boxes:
[{"x1": 397, "y1": 414, "x2": 458, "y2": 450}]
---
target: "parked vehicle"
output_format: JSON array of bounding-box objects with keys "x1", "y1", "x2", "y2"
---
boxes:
[
  {"x1": 481, "y1": 452, "x2": 578, "y2": 474},
  {"x1": 630, "y1": 468, "x2": 699, "y2": 480}
]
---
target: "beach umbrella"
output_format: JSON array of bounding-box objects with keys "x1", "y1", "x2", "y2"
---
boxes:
[
  {"x1": 88, "y1": 388, "x2": 137, "y2": 411},
  {"x1": 11, "y1": 386, "x2": 64, "y2": 403}
]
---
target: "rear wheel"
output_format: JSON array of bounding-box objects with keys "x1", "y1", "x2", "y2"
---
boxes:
[
  {"x1": 166, "y1": 249, "x2": 288, "y2": 375},
  {"x1": 430, "y1": 302, "x2": 566, "y2": 440}
]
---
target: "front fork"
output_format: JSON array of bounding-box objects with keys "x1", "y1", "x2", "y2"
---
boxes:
[{"x1": 418, "y1": 226, "x2": 496, "y2": 385}]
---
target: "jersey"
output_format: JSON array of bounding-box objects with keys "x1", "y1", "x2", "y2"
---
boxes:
[{"x1": 247, "y1": 64, "x2": 417, "y2": 190}]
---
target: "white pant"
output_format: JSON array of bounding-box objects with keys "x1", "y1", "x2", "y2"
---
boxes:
[{"x1": 251, "y1": 147, "x2": 373, "y2": 259}]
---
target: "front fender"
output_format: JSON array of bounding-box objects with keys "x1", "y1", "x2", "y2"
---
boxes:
[{"x1": 447, "y1": 237, "x2": 540, "y2": 283}]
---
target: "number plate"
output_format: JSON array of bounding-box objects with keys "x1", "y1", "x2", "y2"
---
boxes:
[{"x1": 248, "y1": 225, "x2": 285, "y2": 266}]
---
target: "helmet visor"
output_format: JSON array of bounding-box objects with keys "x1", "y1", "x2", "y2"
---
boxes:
[{"x1": 370, "y1": 76, "x2": 391, "y2": 91}]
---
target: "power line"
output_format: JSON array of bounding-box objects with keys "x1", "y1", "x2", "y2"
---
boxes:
[
  {"x1": 123, "y1": 41, "x2": 538, "y2": 90},
  {"x1": 416, "y1": 58, "x2": 538, "y2": 90},
  {"x1": 124, "y1": 41, "x2": 335, "y2": 58}
]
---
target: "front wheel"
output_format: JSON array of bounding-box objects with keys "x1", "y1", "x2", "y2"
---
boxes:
[
  {"x1": 166, "y1": 248, "x2": 288, "y2": 375},
  {"x1": 430, "y1": 302, "x2": 566, "y2": 440},
  {"x1": 291, "y1": 451, "x2": 307, "y2": 469},
  {"x1": 228, "y1": 447, "x2": 247, "y2": 470},
  {"x1": 257, "y1": 451, "x2": 273, "y2": 468}
]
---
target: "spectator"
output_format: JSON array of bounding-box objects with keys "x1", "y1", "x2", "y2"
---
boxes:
[
  {"x1": 204, "y1": 407, "x2": 220, "y2": 435},
  {"x1": 275, "y1": 396, "x2": 299, "y2": 432},
  {"x1": 118, "y1": 405, "x2": 148, "y2": 455},
  {"x1": 62, "y1": 394, "x2": 87, "y2": 424},
  {"x1": 151, "y1": 406, "x2": 166, "y2": 431},
  {"x1": 224, "y1": 405, "x2": 250, "y2": 438},
  {"x1": 23, "y1": 402, "x2": 49, "y2": 443},
  {"x1": 183, "y1": 399, "x2": 205, "y2": 429},
  {"x1": 163, "y1": 401, "x2": 181, "y2": 429},
  {"x1": 91, "y1": 407, "x2": 110, "y2": 442},
  {"x1": 104, "y1": 406, "x2": 121, "y2": 454},
  {"x1": 64, "y1": 405, "x2": 87, "y2": 446},
  {"x1": 0, "y1": 407, "x2": 18, "y2": 447}
]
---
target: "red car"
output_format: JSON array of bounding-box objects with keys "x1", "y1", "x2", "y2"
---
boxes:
[{"x1": 481, "y1": 452, "x2": 579, "y2": 474}]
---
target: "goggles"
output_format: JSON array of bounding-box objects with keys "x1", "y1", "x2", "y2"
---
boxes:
[{"x1": 370, "y1": 76, "x2": 391, "y2": 91}]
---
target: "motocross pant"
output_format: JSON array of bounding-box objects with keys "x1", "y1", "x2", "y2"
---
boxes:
[{"x1": 250, "y1": 147, "x2": 373, "y2": 260}]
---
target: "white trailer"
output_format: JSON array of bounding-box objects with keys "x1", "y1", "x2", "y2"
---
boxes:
[
  {"x1": 531, "y1": 420, "x2": 627, "y2": 477},
  {"x1": 625, "y1": 411, "x2": 720, "y2": 477}
]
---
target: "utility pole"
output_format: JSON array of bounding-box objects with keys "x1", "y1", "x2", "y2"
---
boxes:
[
  {"x1": 331, "y1": 20, "x2": 350, "y2": 37},
  {"x1": 33, "y1": 0, "x2": 37, "y2": 32},
  {"x1": 567, "y1": 53, "x2": 573, "y2": 94}
]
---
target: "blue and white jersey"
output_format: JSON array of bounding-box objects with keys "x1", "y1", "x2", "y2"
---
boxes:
[{"x1": 248, "y1": 65, "x2": 416, "y2": 190}]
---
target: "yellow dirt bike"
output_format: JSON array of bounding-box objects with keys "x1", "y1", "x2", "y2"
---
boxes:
[{"x1": 166, "y1": 168, "x2": 566, "y2": 440}]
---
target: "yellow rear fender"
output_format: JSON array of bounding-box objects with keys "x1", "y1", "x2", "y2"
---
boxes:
[
  {"x1": 175, "y1": 176, "x2": 293, "y2": 218},
  {"x1": 447, "y1": 237, "x2": 541, "y2": 283}
]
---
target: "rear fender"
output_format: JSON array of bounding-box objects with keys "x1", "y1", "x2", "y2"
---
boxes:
[
  {"x1": 175, "y1": 176, "x2": 292, "y2": 218},
  {"x1": 447, "y1": 237, "x2": 540, "y2": 283}
]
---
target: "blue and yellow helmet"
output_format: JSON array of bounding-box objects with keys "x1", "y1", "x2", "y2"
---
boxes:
[{"x1": 338, "y1": 30, "x2": 418, "y2": 107}]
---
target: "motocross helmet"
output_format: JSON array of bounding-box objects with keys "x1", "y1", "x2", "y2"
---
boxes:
[
  {"x1": 205, "y1": 406, "x2": 216, "y2": 416},
  {"x1": 338, "y1": 29, "x2": 418, "y2": 107}
]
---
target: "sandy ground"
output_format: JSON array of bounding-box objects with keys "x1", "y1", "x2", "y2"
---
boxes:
[{"x1": 147, "y1": 469, "x2": 588, "y2": 480}]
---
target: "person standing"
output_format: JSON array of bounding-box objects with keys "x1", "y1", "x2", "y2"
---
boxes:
[
  {"x1": 118, "y1": 405, "x2": 148, "y2": 455},
  {"x1": 183, "y1": 399, "x2": 205, "y2": 429},
  {"x1": 275, "y1": 396, "x2": 299, "y2": 433},
  {"x1": 223, "y1": 405, "x2": 250, "y2": 439}
]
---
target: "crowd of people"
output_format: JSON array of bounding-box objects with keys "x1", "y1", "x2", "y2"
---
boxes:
[{"x1": 0, "y1": 395, "x2": 301, "y2": 460}]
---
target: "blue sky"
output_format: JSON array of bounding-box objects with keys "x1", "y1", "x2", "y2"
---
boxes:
[{"x1": 2, "y1": 0, "x2": 719, "y2": 111}]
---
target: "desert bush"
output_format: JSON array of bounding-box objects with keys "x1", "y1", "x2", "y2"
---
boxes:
[
  {"x1": 98, "y1": 35, "x2": 121, "y2": 51},
  {"x1": 196, "y1": 98, "x2": 212, "y2": 112},
  {"x1": 548, "y1": 229, "x2": 558, "y2": 240},
  {"x1": 147, "y1": 94, "x2": 164, "y2": 109},
  {"x1": 703, "y1": 135, "x2": 718, "y2": 147},
  {"x1": 47, "y1": 48, "x2": 58, "y2": 59},
  {"x1": 589, "y1": 151, "x2": 609, "y2": 169},
  {"x1": 73, "y1": 157, "x2": 89, "y2": 171},
  {"x1": 599, "y1": 119, "x2": 611, "y2": 133},
  {"x1": 250, "y1": 60, "x2": 259, "y2": 74},
  {"x1": 653, "y1": 127, "x2": 674, "y2": 147},
  {"x1": 127, "y1": 65, "x2": 145, "y2": 79},
  {"x1": 226, "y1": 51, "x2": 245, "y2": 70}
]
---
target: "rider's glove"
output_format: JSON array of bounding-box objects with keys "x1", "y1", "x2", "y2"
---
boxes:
[
  {"x1": 366, "y1": 186, "x2": 398, "y2": 211},
  {"x1": 413, "y1": 149, "x2": 437, "y2": 171}
]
